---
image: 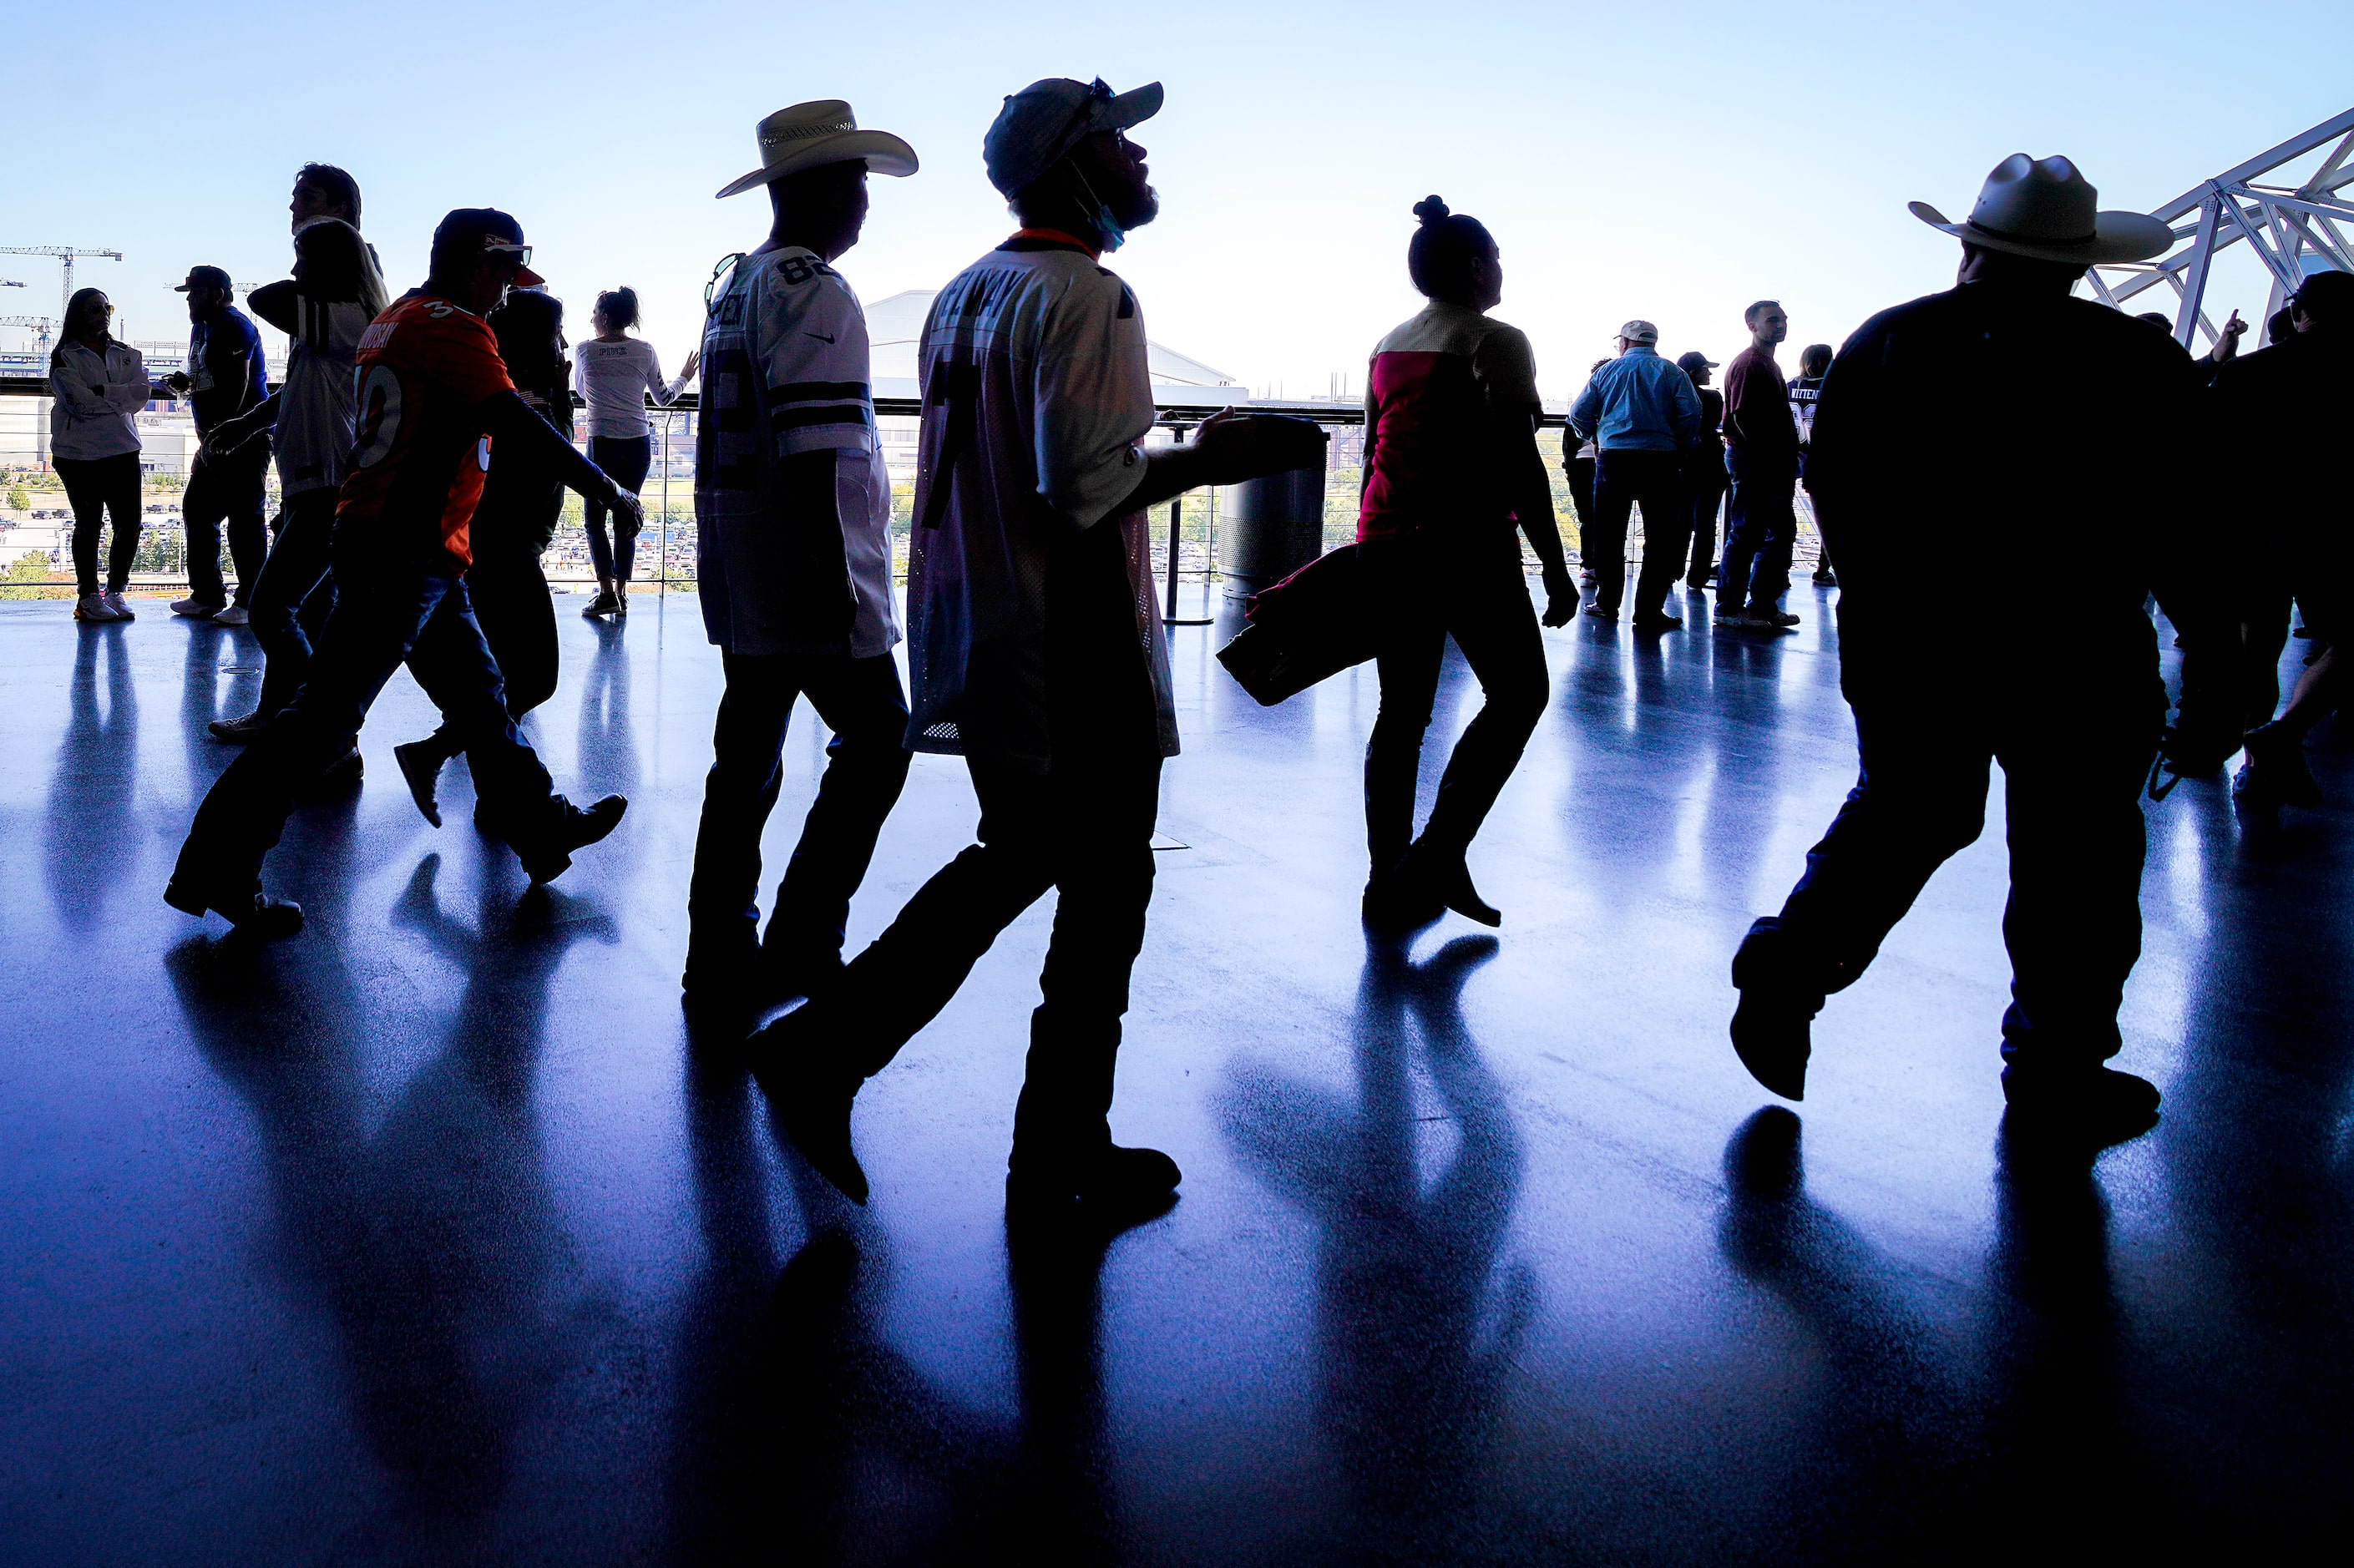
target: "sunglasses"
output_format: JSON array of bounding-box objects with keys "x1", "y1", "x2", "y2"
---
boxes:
[{"x1": 483, "y1": 239, "x2": 533, "y2": 267}]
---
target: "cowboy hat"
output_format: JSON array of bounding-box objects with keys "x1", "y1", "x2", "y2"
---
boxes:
[
  {"x1": 716, "y1": 100, "x2": 918, "y2": 200},
  {"x1": 1910, "y1": 154, "x2": 2170, "y2": 265}
]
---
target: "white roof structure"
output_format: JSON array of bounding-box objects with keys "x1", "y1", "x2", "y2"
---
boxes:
[
  {"x1": 863, "y1": 288, "x2": 1243, "y2": 403},
  {"x1": 2087, "y1": 107, "x2": 2354, "y2": 347}
]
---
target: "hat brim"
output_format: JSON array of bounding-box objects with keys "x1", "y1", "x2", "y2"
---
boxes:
[
  {"x1": 716, "y1": 129, "x2": 920, "y2": 199},
  {"x1": 1909, "y1": 200, "x2": 2172, "y2": 265},
  {"x1": 1096, "y1": 81, "x2": 1163, "y2": 134},
  {"x1": 512, "y1": 263, "x2": 545, "y2": 288}
]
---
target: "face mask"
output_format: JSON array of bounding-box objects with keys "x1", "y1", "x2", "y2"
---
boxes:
[{"x1": 1070, "y1": 164, "x2": 1129, "y2": 254}]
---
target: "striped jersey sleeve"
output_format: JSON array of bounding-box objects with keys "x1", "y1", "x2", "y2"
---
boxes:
[{"x1": 752, "y1": 259, "x2": 874, "y2": 455}]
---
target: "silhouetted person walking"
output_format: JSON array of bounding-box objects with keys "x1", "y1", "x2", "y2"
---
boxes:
[
  {"x1": 1678, "y1": 350, "x2": 1727, "y2": 589},
  {"x1": 680, "y1": 100, "x2": 922, "y2": 1028},
  {"x1": 2219, "y1": 270, "x2": 2353, "y2": 812},
  {"x1": 167, "y1": 209, "x2": 643, "y2": 933},
  {"x1": 1726, "y1": 154, "x2": 2203, "y2": 1148},
  {"x1": 1716, "y1": 299, "x2": 1801, "y2": 629},
  {"x1": 1357, "y1": 195, "x2": 1576, "y2": 928},
  {"x1": 204, "y1": 210, "x2": 389, "y2": 741},
  {"x1": 392, "y1": 283, "x2": 575, "y2": 824},
  {"x1": 1566, "y1": 317, "x2": 1699, "y2": 628},
  {"x1": 754, "y1": 77, "x2": 1319, "y2": 1221}
]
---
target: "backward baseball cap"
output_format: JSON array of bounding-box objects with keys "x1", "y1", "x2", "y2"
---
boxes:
[{"x1": 983, "y1": 77, "x2": 1162, "y2": 200}]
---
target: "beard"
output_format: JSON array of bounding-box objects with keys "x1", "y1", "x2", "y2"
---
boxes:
[{"x1": 1111, "y1": 180, "x2": 1161, "y2": 233}]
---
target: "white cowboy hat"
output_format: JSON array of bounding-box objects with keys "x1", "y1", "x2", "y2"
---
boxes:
[
  {"x1": 1910, "y1": 154, "x2": 2170, "y2": 265},
  {"x1": 715, "y1": 100, "x2": 918, "y2": 200}
]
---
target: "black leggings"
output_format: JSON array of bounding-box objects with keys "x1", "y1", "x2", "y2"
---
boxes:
[
  {"x1": 1364, "y1": 532, "x2": 1551, "y2": 874},
  {"x1": 584, "y1": 434, "x2": 653, "y2": 581},
  {"x1": 57, "y1": 453, "x2": 143, "y2": 596}
]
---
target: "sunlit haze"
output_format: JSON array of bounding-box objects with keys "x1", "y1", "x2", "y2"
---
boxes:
[{"x1": 13, "y1": 0, "x2": 2351, "y2": 396}]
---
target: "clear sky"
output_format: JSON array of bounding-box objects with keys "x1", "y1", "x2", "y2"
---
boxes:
[{"x1": 11, "y1": 0, "x2": 2350, "y2": 397}]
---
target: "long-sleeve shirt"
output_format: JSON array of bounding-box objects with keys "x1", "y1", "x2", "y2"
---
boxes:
[
  {"x1": 1722, "y1": 346, "x2": 1796, "y2": 456},
  {"x1": 1566, "y1": 345, "x2": 1702, "y2": 453},
  {"x1": 48, "y1": 339, "x2": 150, "y2": 461},
  {"x1": 572, "y1": 336, "x2": 690, "y2": 440}
]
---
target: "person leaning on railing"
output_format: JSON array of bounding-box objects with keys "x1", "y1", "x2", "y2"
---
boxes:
[
  {"x1": 573, "y1": 285, "x2": 697, "y2": 618},
  {"x1": 48, "y1": 287, "x2": 152, "y2": 624}
]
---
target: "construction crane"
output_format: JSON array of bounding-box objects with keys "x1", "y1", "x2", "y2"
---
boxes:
[
  {"x1": 0, "y1": 247, "x2": 124, "y2": 318},
  {"x1": 1, "y1": 317, "x2": 58, "y2": 354}
]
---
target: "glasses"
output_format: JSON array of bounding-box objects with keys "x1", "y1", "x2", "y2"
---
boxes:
[
  {"x1": 704, "y1": 252, "x2": 746, "y2": 312},
  {"x1": 482, "y1": 239, "x2": 533, "y2": 267}
]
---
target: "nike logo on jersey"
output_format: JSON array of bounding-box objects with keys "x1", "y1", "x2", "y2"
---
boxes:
[{"x1": 807, "y1": 332, "x2": 836, "y2": 343}]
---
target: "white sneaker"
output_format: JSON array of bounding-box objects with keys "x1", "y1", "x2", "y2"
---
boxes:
[
  {"x1": 212, "y1": 604, "x2": 251, "y2": 626},
  {"x1": 75, "y1": 592, "x2": 123, "y2": 622},
  {"x1": 170, "y1": 597, "x2": 217, "y2": 620},
  {"x1": 103, "y1": 591, "x2": 136, "y2": 620}
]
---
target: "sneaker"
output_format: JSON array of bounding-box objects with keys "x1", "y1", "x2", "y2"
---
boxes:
[
  {"x1": 103, "y1": 591, "x2": 136, "y2": 620},
  {"x1": 211, "y1": 604, "x2": 250, "y2": 626},
  {"x1": 751, "y1": 1009, "x2": 870, "y2": 1204},
  {"x1": 581, "y1": 591, "x2": 620, "y2": 618},
  {"x1": 511, "y1": 793, "x2": 628, "y2": 884},
  {"x1": 2235, "y1": 721, "x2": 2322, "y2": 810},
  {"x1": 612, "y1": 591, "x2": 629, "y2": 618},
  {"x1": 1811, "y1": 569, "x2": 1839, "y2": 587},
  {"x1": 206, "y1": 710, "x2": 272, "y2": 744},
  {"x1": 1752, "y1": 608, "x2": 1802, "y2": 629},
  {"x1": 74, "y1": 593, "x2": 123, "y2": 622},
  {"x1": 392, "y1": 740, "x2": 447, "y2": 827},
  {"x1": 1585, "y1": 603, "x2": 1620, "y2": 623},
  {"x1": 1631, "y1": 610, "x2": 1684, "y2": 631},
  {"x1": 1715, "y1": 602, "x2": 1757, "y2": 625},
  {"x1": 170, "y1": 597, "x2": 218, "y2": 620},
  {"x1": 1728, "y1": 922, "x2": 1827, "y2": 1101}
]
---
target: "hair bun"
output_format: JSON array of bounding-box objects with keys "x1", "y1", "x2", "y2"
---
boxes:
[{"x1": 1413, "y1": 195, "x2": 1450, "y2": 225}]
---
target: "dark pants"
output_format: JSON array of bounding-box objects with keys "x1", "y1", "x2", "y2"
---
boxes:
[
  {"x1": 248, "y1": 488, "x2": 340, "y2": 719},
  {"x1": 686, "y1": 649, "x2": 913, "y2": 977},
  {"x1": 1750, "y1": 674, "x2": 2164, "y2": 1071},
  {"x1": 173, "y1": 543, "x2": 557, "y2": 895},
  {"x1": 1364, "y1": 533, "x2": 1550, "y2": 873},
  {"x1": 183, "y1": 445, "x2": 271, "y2": 608},
  {"x1": 431, "y1": 546, "x2": 559, "y2": 731},
  {"x1": 1587, "y1": 449, "x2": 1693, "y2": 618},
  {"x1": 58, "y1": 453, "x2": 142, "y2": 596},
  {"x1": 1567, "y1": 455, "x2": 1597, "y2": 565},
  {"x1": 1720, "y1": 447, "x2": 1798, "y2": 611},
  {"x1": 584, "y1": 434, "x2": 653, "y2": 581},
  {"x1": 1685, "y1": 458, "x2": 1729, "y2": 584}
]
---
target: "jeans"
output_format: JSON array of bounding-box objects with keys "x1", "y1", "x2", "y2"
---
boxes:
[
  {"x1": 57, "y1": 453, "x2": 142, "y2": 596},
  {"x1": 1685, "y1": 454, "x2": 1729, "y2": 584},
  {"x1": 1566, "y1": 455, "x2": 1597, "y2": 563},
  {"x1": 1587, "y1": 449, "x2": 1693, "y2": 619},
  {"x1": 1719, "y1": 446, "x2": 1798, "y2": 611},
  {"x1": 800, "y1": 747, "x2": 1162, "y2": 1166},
  {"x1": 1749, "y1": 673, "x2": 2165, "y2": 1071},
  {"x1": 1364, "y1": 531, "x2": 1550, "y2": 873},
  {"x1": 584, "y1": 434, "x2": 653, "y2": 581},
  {"x1": 247, "y1": 488, "x2": 339, "y2": 720},
  {"x1": 686, "y1": 649, "x2": 913, "y2": 979},
  {"x1": 173, "y1": 541, "x2": 557, "y2": 894},
  {"x1": 183, "y1": 444, "x2": 271, "y2": 608}
]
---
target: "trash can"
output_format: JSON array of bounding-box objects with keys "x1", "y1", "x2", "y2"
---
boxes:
[{"x1": 1217, "y1": 447, "x2": 1329, "y2": 597}]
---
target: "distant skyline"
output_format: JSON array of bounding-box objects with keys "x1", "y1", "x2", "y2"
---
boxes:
[{"x1": 12, "y1": 1, "x2": 2351, "y2": 396}]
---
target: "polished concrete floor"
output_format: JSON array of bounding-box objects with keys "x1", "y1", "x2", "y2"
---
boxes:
[{"x1": 3, "y1": 584, "x2": 2349, "y2": 1565}]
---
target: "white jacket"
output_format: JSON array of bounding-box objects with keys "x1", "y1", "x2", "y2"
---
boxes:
[{"x1": 49, "y1": 340, "x2": 150, "y2": 462}]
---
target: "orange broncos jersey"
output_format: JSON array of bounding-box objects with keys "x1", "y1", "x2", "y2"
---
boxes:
[{"x1": 337, "y1": 292, "x2": 516, "y2": 566}]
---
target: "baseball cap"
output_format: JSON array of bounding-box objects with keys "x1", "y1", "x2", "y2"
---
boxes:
[
  {"x1": 984, "y1": 77, "x2": 1162, "y2": 200},
  {"x1": 1676, "y1": 350, "x2": 1718, "y2": 374},
  {"x1": 432, "y1": 208, "x2": 544, "y2": 287},
  {"x1": 1619, "y1": 320, "x2": 1660, "y2": 346},
  {"x1": 175, "y1": 265, "x2": 233, "y2": 294}
]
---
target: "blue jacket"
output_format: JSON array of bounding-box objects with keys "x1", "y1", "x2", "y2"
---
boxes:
[{"x1": 1567, "y1": 346, "x2": 1702, "y2": 453}]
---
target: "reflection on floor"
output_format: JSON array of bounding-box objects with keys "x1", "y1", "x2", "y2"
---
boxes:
[{"x1": 2, "y1": 586, "x2": 2347, "y2": 1564}]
